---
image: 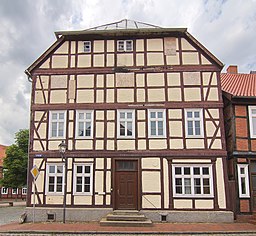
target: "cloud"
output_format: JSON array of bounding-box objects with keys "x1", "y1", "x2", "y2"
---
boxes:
[{"x1": 0, "y1": 0, "x2": 255, "y2": 145}]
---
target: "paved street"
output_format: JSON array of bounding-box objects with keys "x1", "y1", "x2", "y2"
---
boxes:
[{"x1": 0, "y1": 205, "x2": 26, "y2": 226}]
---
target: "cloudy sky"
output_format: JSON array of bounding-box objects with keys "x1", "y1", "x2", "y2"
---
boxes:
[{"x1": 0, "y1": 0, "x2": 256, "y2": 145}]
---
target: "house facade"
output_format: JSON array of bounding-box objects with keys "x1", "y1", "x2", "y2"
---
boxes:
[
  {"x1": 0, "y1": 144, "x2": 27, "y2": 200},
  {"x1": 221, "y1": 65, "x2": 256, "y2": 216},
  {"x1": 25, "y1": 20, "x2": 233, "y2": 222}
]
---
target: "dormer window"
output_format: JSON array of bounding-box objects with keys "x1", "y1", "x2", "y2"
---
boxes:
[
  {"x1": 84, "y1": 41, "x2": 91, "y2": 53},
  {"x1": 117, "y1": 40, "x2": 133, "y2": 52}
]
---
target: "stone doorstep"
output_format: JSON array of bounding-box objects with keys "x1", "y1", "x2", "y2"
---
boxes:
[{"x1": 100, "y1": 210, "x2": 153, "y2": 226}]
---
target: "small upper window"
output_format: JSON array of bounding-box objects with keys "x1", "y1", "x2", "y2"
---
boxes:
[
  {"x1": 76, "y1": 110, "x2": 93, "y2": 138},
  {"x1": 117, "y1": 110, "x2": 135, "y2": 138},
  {"x1": 84, "y1": 41, "x2": 91, "y2": 53},
  {"x1": 249, "y1": 106, "x2": 256, "y2": 138},
  {"x1": 185, "y1": 109, "x2": 204, "y2": 138},
  {"x1": 148, "y1": 109, "x2": 166, "y2": 137},
  {"x1": 117, "y1": 40, "x2": 133, "y2": 52},
  {"x1": 12, "y1": 188, "x2": 18, "y2": 194},
  {"x1": 49, "y1": 111, "x2": 66, "y2": 139},
  {"x1": 1, "y1": 187, "x2": 8, "y2": 194}
]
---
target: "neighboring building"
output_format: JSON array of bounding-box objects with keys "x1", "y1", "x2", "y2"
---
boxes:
[
  {"x1": 25, "y1": 19, "x2": 233, "y2": 223},
  {"x1": 221, "y1": 65, "x2": 256, "y2": 216},
  {"x1": 0, "y1": 144, "x2": 27, "y2": 200}
]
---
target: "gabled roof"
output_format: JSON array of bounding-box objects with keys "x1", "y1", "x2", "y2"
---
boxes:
[
  {"x1": 26, "y1": 19, "x2": 223, "y2": 74},
  {"x1": 221, "y1": 73, "x2": 256, "y2": 97}
]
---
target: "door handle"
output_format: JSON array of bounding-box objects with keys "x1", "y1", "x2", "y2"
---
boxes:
[{"x1": 117, "y1": 189, "x2": 120, "y2": 195}]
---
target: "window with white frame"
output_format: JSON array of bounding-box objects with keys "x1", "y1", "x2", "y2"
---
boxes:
[
  {"x1": 74, "y1": 164, "x2": 93, "y2": 195},
  {"x1": 185, "y1": 109, "x2": 204, "y2": 137},
  {"x1": 76, "y1": 110, "x2": 93, "y2": 138},
  {"x1": 22, "y1": 188, "x2": 27, "y2": 195},
  {"x1": 117, "y1": 110, "x2": 135, "y2": 138},
  {"x1": 172, "y1": 165, "x2": 213, "y2": 197},
  {"x1": 148, "y1": 109, "x2": 166, "y2": 137},
  {"x1": 46, "y1": 164, "x2": 64, "y2": 194},
  {"x1": 249, "y1": 106, "x2": 256, "y2": 138},
  {"x1": 12, "y1": 188, "x2": 18, "y2": 194},
  {"x1": 1, "y1": 187, "x2": 8, "y2": 194},
  {"x1": 237, "y1": 164, "x2": 250, "y2": 198},
  {"x1": 83, "y1": 41, "x2": 91, "y2": 53},
  {"x1": 49, "y1": 111, "x2": 66, "y2": 138},
  {"x1": 117, "y1": 40, "x2": 133, "y2": 52}
]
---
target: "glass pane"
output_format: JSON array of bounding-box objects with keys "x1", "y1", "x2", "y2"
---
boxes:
[
  {"x1": 176, "y1": 186, "x2": 182, "y2": 194},
  {"x1": 84, "y1": 185, "x2": 90, "y2": 192},
  {"x1": 158, "y1": 121, "x2": 164, "y2": 135},
  {"x1": 150, "y1": 112, "x2": 156, "y2": 119},
  {"x1": 118, "y1": 41, "x2": 124, "y2": 51},
  {"x1": 58, "y1": 122, "x2": 64, "y2": 137},
  {"x1": 120, "y1": 112, "x2": 125, "y2": 119},
  {"x1": 187, "y1": 121, "x2": 193, "y2": 135},
  {"x1": 151, "y1": 121, "x2": 156, "y2": 135},
  {"x1": 79, "y1": 112, "x2": 84, "y2": 120},
  {"x1": 49, "y1": 184, "x2": 54, "y2": 192},
  {"x1": 77, "y1": 166, "x2": 82, "y2": 173},
  {"x1": 252, "y1": 109, "x2": 256, "y2": 115},
  {"x1": 120, "y1": 122, "x2": 125, "y2": 136},
  {"x1": 157, "y1": 112, "x2": 163, "y2": 118},
  {"x1": 127, "y1": 112, "x2": 132, "y2": 119},
  {"x1": 184, "y1": 167, "x2": 190, "y2": 175},
  {"x1": 49, "y1": 176, "x2": 55, "y2": 183},
  {"x1": 78, "y1": 122, "x2": 84, "y2": 136},
  {"x1": 203, "y1": 167, "x2": 209, "y2": 175},
  {"x1": 195, "y1": 121, "x2": 201, "y2": 135},
  {"x1": 116, "y1": 161, "x2": 136, "y2": 171},
  {"x1": 126, "y1": 41, "x2": 132, "y2": 50},
  {"x1": 193, "y1": 167, "x2": 200, "y2": 175},
  {"x1": 175, "y1": 167, "x2": 181, "y2": 175},
  {"x1": 252, "y1": 117, "x2": 256, "y2": 135},
  {"x1": 175, "y1": 178, "x2": 182, "y2": 185},
  {"x1": 76, "y1": 185, "x2": 82, "y2": 192},
  {"x1": 52, "y1": 113, "x2": 58, "y2": 120},
  {"x1": 57, "y1": 176, "x2": 62, "y2": 183},
  {"x1": 59, "y1": 113, "x2": 64, "y2": 120},
  {"x1": 77, "y1": 177, "x2": 82, "y2": 184},
  {"x1": 85, "y1": 177, "x2": 90, "y2": 184},
  {"x1": 240, "y1": 167, "x2": 245, "y2": 175},
  {"x1": 85, "y1": 166, "x2": 90, "y2": 173},
  {"x1": 86, "y1": 113, "x2": 91, "y2": 119},
  {"x1": 241, "y1": 177, "x2": 246, "y2": 194},
  {"x1": 203, "y1": 178, "x2": 210, "y2": 186},
  {"x1": 51, "y1": 122, "x2": 57, "y2": 137},
  {"x1": 194, "y1": 111, "x2": 200, "y2": 118},
  {"x1": 184, "y1": 178, "x2": 191, "y2": 194},
  {"x1": 187, "y1": 112, "x2": 192, "y2": 118},
  {"x1": 57, "y1": 166, "x2": 63, "y2": 173},
  {"x1": 49, "y1": 166, "x2": 55, "y2": 173},
  {"x1": 203, "y1": 186, "x2": 210, "y2": 194},
  {"x1": 127, "y1": 122, "x2": 133, "y2": 136},
  {"x1": 56, "y1": 184, "x2": 62, "y2": 192}
]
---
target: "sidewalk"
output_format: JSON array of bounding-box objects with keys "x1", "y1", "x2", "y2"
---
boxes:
[{"x1": 1, "y1": 221, "x2": 256, "y2": 235}]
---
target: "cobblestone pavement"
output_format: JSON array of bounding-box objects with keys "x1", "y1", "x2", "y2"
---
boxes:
[{"x1": 0, "y1": 205, "x2": 26, "y2": 226}]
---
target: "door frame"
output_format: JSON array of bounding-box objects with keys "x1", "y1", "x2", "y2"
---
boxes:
[{"x1": 112, "y1": 158, "x2": 141, "y2": 210}]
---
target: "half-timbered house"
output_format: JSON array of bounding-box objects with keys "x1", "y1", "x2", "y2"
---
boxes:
[
  {"x1": 25, "y1": 20, "x2": 233, "y2": 223},
  {"x1": 221, "y1": 65, "x2": 256, "y2": 218}
]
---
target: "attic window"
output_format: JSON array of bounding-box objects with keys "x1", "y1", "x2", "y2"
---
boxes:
[
  {"x1": 84, "y1": 41, "x2": 91, "y2": 53},
  {"x1": 117, "y1": 40, "x2": 133, "y2": 52}
]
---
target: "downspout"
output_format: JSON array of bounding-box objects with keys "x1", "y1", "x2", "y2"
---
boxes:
[{"x1": 25, "y1": 69, "x2": 32, "y2": 83}]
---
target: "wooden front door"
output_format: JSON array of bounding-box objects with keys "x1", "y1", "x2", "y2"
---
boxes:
[{"x1": 115, "y1": 160, "x2": 138, "y2": 210}]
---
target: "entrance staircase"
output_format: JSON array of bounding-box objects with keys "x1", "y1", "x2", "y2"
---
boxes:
[{"x1": 100, "y1": 210, "x2": 153, "y2": 226}]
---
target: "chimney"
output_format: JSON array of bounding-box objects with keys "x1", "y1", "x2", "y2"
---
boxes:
[{"x1": 227, "y1": 65, "x2": 238, "y2": 74}]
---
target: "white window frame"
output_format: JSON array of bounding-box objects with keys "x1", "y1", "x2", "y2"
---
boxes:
[
  {"x1": 117, "y1": 110, "x2": 135, "y2": 139},
  {"x1": 1, "y1": 187, "x2": 8, "y2": 194},
  {"x1": 22, "y1": 188, "x2": 27, "y2": 195},
  {"x1": 185, "y1": 109, "x2": 204, "y2": 138},
  {"x1": 237, "y1": 164, "x2": 250, "y2": 198},
  {"x1": 12, "y1": 188, "x2": 18, "y2": 194},
  {"x1": 172, "y1": 164, "x2": 213, "y2": 198},
  {"x1": 148, "y1": 109, "x2": 166, "y2": 138},
  {"x1": 249, "y1": 106, "x2": 256, "y2": 138},
  {"x1": 76, "y1": 110, "x2": 94, "y2": 139},
  {"x1": 73, "y1": 163, "x2": 93, "y2": 195},
  {"x1": 46, "y1": 163, "x2": 65, "y2": 195},
  {"x1": 83, "y1": 41, "x2": 91, "y2": 53},
  {"x1": 49, "y1": 111, "x2": 66, "y2": 139},
  {"x1": 117, "y1": 40, "x2": 133, "y2": 52}
]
